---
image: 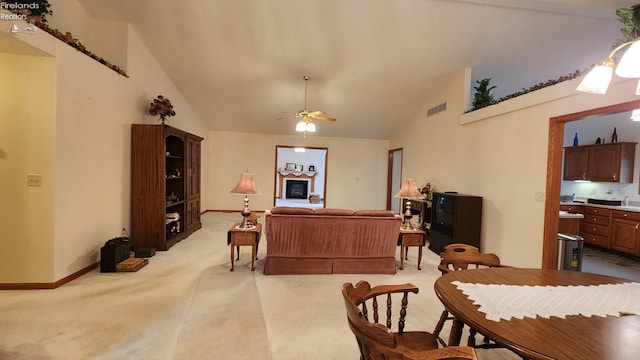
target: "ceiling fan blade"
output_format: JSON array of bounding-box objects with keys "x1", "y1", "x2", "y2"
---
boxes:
[
  {"x1": 308, "y1": 110, "x2": 325, "y2": 116},
  {"x1": 275, "y1": 114, "x2": 296, "y2": 121},
  {"x1": 312, "y1": 114, "x2": 336, "y2": 122}
]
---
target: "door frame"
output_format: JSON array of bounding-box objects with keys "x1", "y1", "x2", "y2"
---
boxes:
[
  {"x1": 542, "y1": 99, "x2": 640, "y2": 269},
  {"x1": 387, "y1": 148, "x2": 403, "y2": 212}
]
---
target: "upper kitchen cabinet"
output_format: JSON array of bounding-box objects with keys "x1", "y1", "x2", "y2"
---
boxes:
[
  {"x1": 563, "y1": 146, "x2": 589, "y2": 181},
  {"x1": 563, "y1": 142, "x2": 636, "y2": 183}
]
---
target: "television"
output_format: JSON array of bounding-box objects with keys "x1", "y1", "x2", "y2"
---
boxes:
[{"x1": 432, "y1": 192, "x2": 456, "y2": 227}]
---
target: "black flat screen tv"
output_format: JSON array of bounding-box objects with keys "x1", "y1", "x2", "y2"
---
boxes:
[{"x1": 432, "y1": 192, "x2": 456, "y2": 227}]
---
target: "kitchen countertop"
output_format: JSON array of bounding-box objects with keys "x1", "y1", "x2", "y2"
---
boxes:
[
  {"x1": 559, "y1": 211, "x2": 584, "y2": 219},
  {"x1": 560, "y1": 202, "x2": 640, "y2": 213}
]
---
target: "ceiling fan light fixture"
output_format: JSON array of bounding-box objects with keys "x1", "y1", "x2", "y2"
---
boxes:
[
  {"x1": 296, "y1": 120, "x2": 307, "y2": 132},
  {"x1": 306, "y1": 122, "x2": 316, "y2": 132}
]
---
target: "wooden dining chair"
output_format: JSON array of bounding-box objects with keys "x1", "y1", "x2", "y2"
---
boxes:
[
  {"x1": 434, "y1": 243, "x2": 505, "y2": 348},
  {"x1": 342, "y1": 280, "x2": 478, "y2": 360}
]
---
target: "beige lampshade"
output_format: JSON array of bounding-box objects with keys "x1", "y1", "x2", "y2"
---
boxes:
[
  {"x1": 394, "y1": 178, "x2": 422, "y2": 199},
  {"x1": 230, "y1": 173, "x2": 262, "y2": 195}
]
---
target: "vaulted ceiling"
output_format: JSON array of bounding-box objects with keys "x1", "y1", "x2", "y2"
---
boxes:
[{"x1": 83, "y1": 0, "x2": 635, "y2": 139}]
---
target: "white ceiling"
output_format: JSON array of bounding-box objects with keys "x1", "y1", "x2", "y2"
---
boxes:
[{"x1": 83, "y1": 0, "x2": 636, "y2": 139}]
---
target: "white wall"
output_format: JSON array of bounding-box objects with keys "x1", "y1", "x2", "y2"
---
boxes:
[
  {"x1": 204, "y1": 131, "x2": 389, "y2": 211},
  {"x1": 390, "y1": 68, "x2": 640, "y2": 268},
  {"x1": 0, "y1": 2, "x2": 209, "y2": 283},
  {"x1": 0, "y1": 52, "x2": 56, "y2": 282}
]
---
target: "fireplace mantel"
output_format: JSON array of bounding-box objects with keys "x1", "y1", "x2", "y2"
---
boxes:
[
  {"x1": 277, "y1": 171, "x2": 317, "y2": 199},
  {"x1": 278, "y1": 170, "x2": 317, "y2": 177}
]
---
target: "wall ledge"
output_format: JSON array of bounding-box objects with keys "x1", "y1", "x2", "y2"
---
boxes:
[{"x1": 461, "y1": 79, "x2": 585, "y2": 125}]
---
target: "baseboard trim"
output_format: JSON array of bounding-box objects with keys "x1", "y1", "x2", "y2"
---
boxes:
[
  {"x1": 0, "y1": 262, "x2": 99, "y2": 290},
  {"x1": 202, "y1": 209, "x2": 265, "y2": 214}
]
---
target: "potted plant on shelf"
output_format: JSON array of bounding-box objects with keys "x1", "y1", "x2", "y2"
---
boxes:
[{"x1": 471, "y1": 78, "x2": 497, "y2": 110}]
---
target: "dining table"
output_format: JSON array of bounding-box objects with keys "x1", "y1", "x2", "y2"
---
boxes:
[{"x1": 434, "y1": 267, "x2": 640, "y2": 360}]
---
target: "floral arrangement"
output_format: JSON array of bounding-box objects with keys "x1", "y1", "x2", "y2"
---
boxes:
[{"x1": 148, "y1": 95, "x2": 176, "y2": 123}]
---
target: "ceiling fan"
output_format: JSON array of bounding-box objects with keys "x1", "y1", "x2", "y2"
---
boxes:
[{"x1": 292, "y1": 75, "x2": 336, "y2": 133}]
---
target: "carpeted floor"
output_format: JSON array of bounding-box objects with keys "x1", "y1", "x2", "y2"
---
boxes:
[{"x1": 1, "y1": 212, "x2": 638, "y2": 359}]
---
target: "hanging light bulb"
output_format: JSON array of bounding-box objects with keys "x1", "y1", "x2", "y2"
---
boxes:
[
  {"x1": 576, "y1": 58, "x2": 614, "y2": 94},
  {"x1": 615, "y1": 40, "x2": 640, "y2": 78},
  {"x1": 295, "y1": 120, "x2": 307, "y2": 132},
  {"x1": 306, "y1": 122, "x2": 316, "y2": 132}
]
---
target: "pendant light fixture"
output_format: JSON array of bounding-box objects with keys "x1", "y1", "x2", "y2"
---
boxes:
[{"x1": 577, "y1": 39, "x2": 640, "y2": 95}]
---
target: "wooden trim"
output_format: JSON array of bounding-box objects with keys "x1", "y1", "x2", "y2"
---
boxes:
[
  {"x1": 0, "y1": 262, "x2": 98, "y2": 290},
  {"x1": 543, "y1": 99, "x2": 640, "y2": 269},
  {"x1": 387, "y1": 148, "x2": 403, "y2": 211},
  {"x1": 274, "y1": 145, "x2": 328, "y2": 207}
]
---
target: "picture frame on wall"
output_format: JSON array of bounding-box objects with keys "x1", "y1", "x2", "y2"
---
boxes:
[
  {"x1": 285, "y1": 163, "x2": 296, "y2": 171},
  {"x1": 295, "y1": 164, "x2": 303, "y2": 171},
  {"x1": 308, "y1": 165, "x2": 315, "y2": 171}
]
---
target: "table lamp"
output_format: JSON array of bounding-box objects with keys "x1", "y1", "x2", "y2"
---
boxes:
[
  {"x1": 230, "y1": 173, "x2": 262, "y2": 229},
  {"x1": 394, "y1": 178, "x2": 423, "y2": 230}
]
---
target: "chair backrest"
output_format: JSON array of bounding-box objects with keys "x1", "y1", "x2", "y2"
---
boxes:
[
  {"x1": 342, "y1": 281, "x2": 478, "y2": 360},
  {"x1": 438, "y1": 243, "x2": 502, "y2": 275},
  {"x1": 342, "y1": 281, "x2": 415, "y2": 350}
]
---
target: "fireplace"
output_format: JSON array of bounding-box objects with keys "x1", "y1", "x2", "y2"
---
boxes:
[{"x1": 285, "y1": 180, "x2": 309, "y2": 199}]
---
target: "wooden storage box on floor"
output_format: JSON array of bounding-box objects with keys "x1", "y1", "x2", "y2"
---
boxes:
[{"x1": 116, "y1": 258, "x2": 148, "y2": 272}]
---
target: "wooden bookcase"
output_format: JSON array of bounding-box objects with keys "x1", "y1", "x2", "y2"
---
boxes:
[{"x1": 131, "y1": 124, "x2": 203, "y2": 251}]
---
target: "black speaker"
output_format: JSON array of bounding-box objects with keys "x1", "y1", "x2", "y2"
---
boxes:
[{"x1": 100, "y1": 238, "x2": 131, "y2": 272}]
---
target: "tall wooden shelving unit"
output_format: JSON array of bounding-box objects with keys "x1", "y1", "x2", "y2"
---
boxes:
[{"x1": 131, "y1": 124, "x2": 203, "y2": 251}]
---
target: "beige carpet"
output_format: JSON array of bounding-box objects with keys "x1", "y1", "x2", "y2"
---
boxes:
[{"x1": 0, "y1": 212, "x2": 519, "y2": 360}]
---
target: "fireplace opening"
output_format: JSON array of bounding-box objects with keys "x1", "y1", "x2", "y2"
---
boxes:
[{"x1": 286, "y1": 180, "x2": 308, "y2": 199}]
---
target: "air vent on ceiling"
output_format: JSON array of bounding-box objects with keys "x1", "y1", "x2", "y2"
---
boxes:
[{"x1": 427, "y1": 102, "x2": 447, "y2": 117}]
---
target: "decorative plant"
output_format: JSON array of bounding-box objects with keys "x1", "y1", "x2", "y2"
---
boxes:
[
  {"x1": 471, "y1": 78, "x2": 497, "y2": 110},
  {"x1": 614, "y1": 4, "x2": 640, "y2": 46},
  {"x1": 10, "y1": 0, "x2": 53, "y2": 23},
  {"x1": 148, "y1": 95, "x2": 176, "y2": 123}
]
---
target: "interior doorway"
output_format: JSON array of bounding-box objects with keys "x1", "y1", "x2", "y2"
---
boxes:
[
  {"x1": 387, "y1": 148, "x2": 403, "y2": 213},
  {"x1": 543, "y1": 99, "x2": 640, "y2": 269},
  {"x1": 274, "y1": 145, "x2": 328, "y2": 208}
]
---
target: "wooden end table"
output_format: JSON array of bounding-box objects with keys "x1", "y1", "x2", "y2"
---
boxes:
[
  {"x1": 399, "y1": 228, "x2": 426, "y2": 270},
  {"x1": 227, "y1": 223, "x2": 261, "y2": 271}
]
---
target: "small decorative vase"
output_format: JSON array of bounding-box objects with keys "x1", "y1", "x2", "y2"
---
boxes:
[
  {"x1": 573, "y1": 133, "x2": 579, "y2": 146},
  {"x1": 611, "y1": 127, "x2": 618, "y2": 143},
  {"x1": 159, "y1": 116, "x2": 167, "y2": 125}
]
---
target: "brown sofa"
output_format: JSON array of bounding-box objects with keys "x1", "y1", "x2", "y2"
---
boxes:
[{"x1": 263, "y1": 207, "x2": 402, "y2": 275}]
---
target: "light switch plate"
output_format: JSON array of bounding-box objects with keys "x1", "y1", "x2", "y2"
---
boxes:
[{"x1": 27, "y1": 174, "x2": 42, "y2": 187}]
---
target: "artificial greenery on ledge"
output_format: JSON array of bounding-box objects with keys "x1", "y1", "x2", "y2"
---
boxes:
[
  {"x1": 33, "y1": 21, "x2": 129, "y2": 77},
  {"x1": 9, "y1": 0, "x2": 128, "y2": 78},
  {"x1": 465, "y1": 69, "x2": 585, "y2": 113}
]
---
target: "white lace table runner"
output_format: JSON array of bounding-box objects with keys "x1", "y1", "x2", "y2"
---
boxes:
[{"x1": 452, "y1": 281, "x2": 640, "y2": 321}]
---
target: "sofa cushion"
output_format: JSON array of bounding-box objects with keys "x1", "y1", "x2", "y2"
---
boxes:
[
  {"x1": 270, "y1": 207, "x2": 315, "y2": 215},
  {"x1": 313, "y1": 208, "x2": 356, "y2": 216},
  {"x1": 355, "y1": 210, "x2": 396, "y2": 217}
]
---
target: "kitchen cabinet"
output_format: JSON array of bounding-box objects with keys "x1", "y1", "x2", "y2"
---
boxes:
[
  {"x1": 563, "y1": 147, "x2": 589, "y2": 181},
  {"x1": 563, "y1": 142, "x2": 636, "y2": 182},
  {"x1": 581, "y1": 206, "x2": 610, "y2": 249},
  {"x1": 559, "y1": 204, "x2": 582, "y2": 213},
  {"x1": 588, "y1": 143, "x2": 636, "y2": 182},
  {"x1": 610, "y1": 210, "x2": 640, "y2": 256}
]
